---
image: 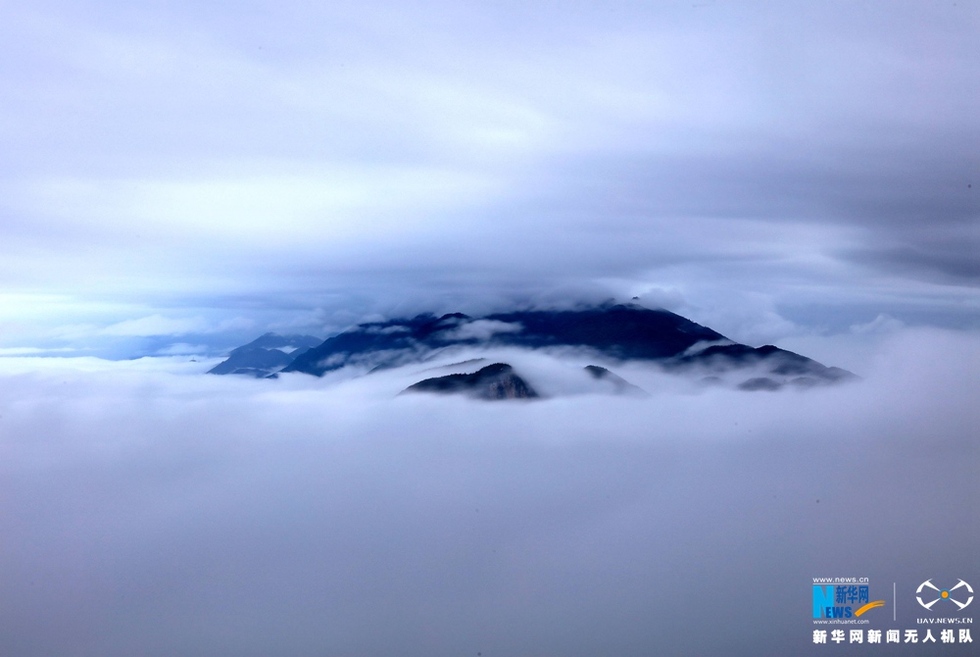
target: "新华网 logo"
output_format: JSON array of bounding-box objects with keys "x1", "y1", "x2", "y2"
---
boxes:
[
  {"x1": 916, "y1": 579, "x2": 974, "y2": 612},
  {"x1": 813, "y1": 584, "x2": 886, "y2": 619}
]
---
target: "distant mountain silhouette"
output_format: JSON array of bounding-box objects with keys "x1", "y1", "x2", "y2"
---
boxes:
[
  {"x1": 208, "y1": 333, "x2": 321, "y2": 378},
  {"x1": 670, "y1": 342, "x2": 856, "y2": 385}
]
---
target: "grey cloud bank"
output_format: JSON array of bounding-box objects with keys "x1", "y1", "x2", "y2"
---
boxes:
[
  {"x1": 0, "y1": 1, "x2": 977, "y2": 356},
  {"x1": 1, "y1": 327, "x2": 977, "y2": 656}
]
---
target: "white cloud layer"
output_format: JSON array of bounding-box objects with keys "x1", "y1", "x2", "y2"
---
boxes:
[
  {"x1": 438, "y1": 319, "x2": 524, "y2": 342},
  {"x1": 1, "y1": 327, "x2": 977, "y2": 656}
]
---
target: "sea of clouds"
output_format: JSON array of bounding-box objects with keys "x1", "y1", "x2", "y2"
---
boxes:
[{"x1": 1, "y1": 328, "x2": 977, "y2": 656}]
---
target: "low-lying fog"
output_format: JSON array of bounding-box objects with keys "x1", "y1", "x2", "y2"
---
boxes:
[{"x1": 1, "y1": 328, "x2": 977, "y2": 656}]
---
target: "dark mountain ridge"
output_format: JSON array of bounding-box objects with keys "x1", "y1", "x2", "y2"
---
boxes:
[
  {"x1": 282, "y1": 303, "x2": 728, "y2": 377},
  {"x1": 210, "y1": 304, "x2": 857, "y2": 391},
  {"x1": 207, "y1": 333, "x2": 321, "y2": 378}
]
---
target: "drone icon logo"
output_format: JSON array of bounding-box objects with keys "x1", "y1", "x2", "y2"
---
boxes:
[{"x1": 916, "y1": 579, "x2": 974, "y2": 611}]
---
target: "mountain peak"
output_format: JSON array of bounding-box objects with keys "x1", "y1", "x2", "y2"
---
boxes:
[
  {"x1": 208, "y1": 333, "x2": 322, "y2": 377},
  {"x1": 210, "y1": 304, "x2": 855, "y2": 392},
  {"x1": 401, "y1": 363, "x2": 539, "y2": 400}
]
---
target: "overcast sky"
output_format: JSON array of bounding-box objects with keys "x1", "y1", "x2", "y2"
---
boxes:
[
  {"x1": 1, "y1": 1, "x2": 978, "y2": 357},
  {"x1": 1, "y1": 5, "x2": 978, "y2": 654}
]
